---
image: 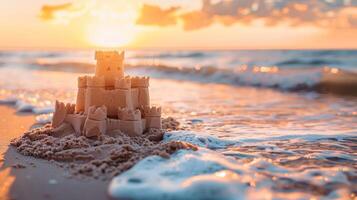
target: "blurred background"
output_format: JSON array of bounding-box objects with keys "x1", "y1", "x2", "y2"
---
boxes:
[
  {"x1": 1, "y1": 0, "x2": 357, "y2": 49},
  {"x1": 0, "y1": 1, "x2": 357, "y2": 199},
  {"x1": 0, "y1": 0, "x2": 357, "y2": 119},
  {"x1": 0, "y1": 0, "x2": 356, "y2": 106},
  {"x1": 1, "y1": 0, "x2": 356, "y2": 137}
]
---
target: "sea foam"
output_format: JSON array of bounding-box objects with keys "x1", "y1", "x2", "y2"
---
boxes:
[{"x1": 108, "y1": 131, "x2": 355, "y2": 200}]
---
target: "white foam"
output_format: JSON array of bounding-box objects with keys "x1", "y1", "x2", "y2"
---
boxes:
[
  {"x1": 108, "y1": 149, "x2": 249, "y2": 200},
  {"x1": 164, "y1": 131, "x2": 238, "y2": 149},
  {"x1": 15, "y1": 100, "x2": 35, "y2": 112},
  {"x1": 164, "y1": 130, "x2": 356, "y2": 147},
  {"x1": 109, "y1": 131, "x2": 355, "y2": 199},
  {"x1": 33, "y1": 106, "x2": 54, "y2": 115},
  {"x1": 0, "y1": 97, "x2": 54, "y2": 115},
  {"x1": 35, "y1": 113, "x2": 53, "y2": 124},
  {"x1": 0, "y1": 97, "x2": 17, "y2": 105},
  {"x1": 108, "y1": 148, "x2": 352, "y2": 200}
]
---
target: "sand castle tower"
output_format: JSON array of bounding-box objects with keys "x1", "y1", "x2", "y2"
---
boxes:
[
  {"x1": 95, "y1": 51, "x2": 124, "y2": 87},
  {"x1": 52, "y1": 51, "x2": 161, "y2": 137}
]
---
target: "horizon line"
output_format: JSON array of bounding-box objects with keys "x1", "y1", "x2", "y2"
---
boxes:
[{"x1": 1, "y1": 46, "x2": 357, "y2": 51}]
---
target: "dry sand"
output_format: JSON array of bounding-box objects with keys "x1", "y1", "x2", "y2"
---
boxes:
[
  {"x1": 0, "y1": 106, "x2": 194, "y2": 199},
  {"x1": 0, "y1": 106, "x2": 110, "y2": 200},
  {"x1": 11, "y1": 121, "x2": 196, "y2": 180}
]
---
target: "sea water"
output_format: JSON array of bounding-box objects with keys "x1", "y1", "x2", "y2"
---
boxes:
[{"x1": 0, "y1": 50, "x2": 356, "y2": 199}]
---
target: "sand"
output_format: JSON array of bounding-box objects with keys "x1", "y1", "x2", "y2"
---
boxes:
[
  {"x1": 0, "y1": 106, "x2": 196, "y2": 200},
  {"x1": 11, "y1": 120, "x2": 196, "y2": 180}
]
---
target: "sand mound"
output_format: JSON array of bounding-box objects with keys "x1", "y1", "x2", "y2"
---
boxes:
[{"x1": 10, "y1": 117, "x2": 197, "y2": 180}]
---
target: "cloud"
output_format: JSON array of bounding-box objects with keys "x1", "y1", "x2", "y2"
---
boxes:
[
  {"x1": 39, "y1": 2, "x2": 90, "y2": 24},
  {"x1": 135, "y1": 0, "x2": 357, "y2": 31},
  {"x1": 181, "y1": 11, "x2": 213, "y2": 31},
  {"x1": 136, "y1": 4, "x2": 179, "y2": 27},
  {"x1": 39, "y1": 1, "x2": 357, "y2": 30},
  {"x1": 39, "y1": 3, "x2": 73, "y2": 20},
  {"x1": 179, "y1": 0, "x2": 357, "y2": 30}
]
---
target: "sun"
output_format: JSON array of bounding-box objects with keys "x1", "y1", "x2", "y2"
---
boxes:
[
  {"x1": 85, "y1": 7, "x2": 138, "y2": 48},
  {"x1": 87, "y1": 22, "x2": 137, "y2": 48}
]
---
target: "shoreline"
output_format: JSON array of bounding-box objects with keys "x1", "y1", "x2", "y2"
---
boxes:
[{"x1": 0, "y1": 106, "x2": 110, "y2": 200}]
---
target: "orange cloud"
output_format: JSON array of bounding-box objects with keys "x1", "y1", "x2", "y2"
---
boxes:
[
  {"x1": 136, "y1": 0, "x2": 357, "y2": 31},
  {"x1": 181, "y1": 11, "x2": 213, "y2": 31},
  {"x1": 39, "y1": 3, "x2": 73, "y2": 21},
  {"x1": 39, "y1": 2, "x2": 91, "y2": 24},
  {"x1": 136, "y1": 4, "x2": 179, "y2": 27},
  {"x1": 39, "y1": 1, "x2": 357, "y2": 31}
]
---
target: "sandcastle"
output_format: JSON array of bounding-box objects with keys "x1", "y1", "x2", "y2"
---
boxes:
[{"x1": 52, "y1": 50, "x2": 161, "y2": 137}]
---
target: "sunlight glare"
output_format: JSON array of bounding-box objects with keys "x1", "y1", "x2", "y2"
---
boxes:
[
  {"x1": 87, "y1": 23, "x2": 137, "y2": 47},
  {"x1": 86, "y1": 8, "x2": 138, "y2": 48}
]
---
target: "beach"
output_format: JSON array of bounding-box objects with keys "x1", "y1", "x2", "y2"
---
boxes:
[
  {"x1": 0, "y1": 106, "x2": 109, "y2": 200},
  {"x1": 0, "y1": 50, "x2": 356, "y2": 199},
  {"x1": 1, "y1": 0, "x2": 357, "y2": 198}
]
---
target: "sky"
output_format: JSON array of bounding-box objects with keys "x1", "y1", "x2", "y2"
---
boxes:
[{"x1": 0, "y1": 0, "x2": 356, "y2": 50}]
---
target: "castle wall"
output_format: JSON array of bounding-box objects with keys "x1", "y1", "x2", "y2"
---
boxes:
[
  {"x1": 106, "y1": 118, "x2": 121, "y2": 132},
  {"x1": 137, "y1": 87, "x2": 150, "y2": 108},
  {"x1": 83, "y1": 76, "x2": 150, "y2": 117},
  {"x1": 130, "y1": 88, "x2": 139, "y2": 109},
  {"x1": 85, "y1": 88, "x2": 133, "y2": 118},
  {"x1": 119, "y1": 120, "x2": 143, "y2": 136},
  {"x1": 65, "y1": 114, "x2": 86, "y2": 135},
  {"x1": 145, "y1": 116, "x2": 161, "y2": 129},
  {"x1": 111, "y1": 89, "x2": 133, "y2": 116}
]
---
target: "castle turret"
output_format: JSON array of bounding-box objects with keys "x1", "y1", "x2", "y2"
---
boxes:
[
  {"x1": 131, "y1": 76, "x2": 150, "y2": 109},
  {"x1": 83, "y1": 105, "x2": 107, "y2": 137},
  {"x1": 118, "y1": 108, "x2": 143, "y2": 136},
  {"x1": 115, "y1": 76, "x2": 131, "y2": 90},
  {"x1": 52, "y1": 100, "x2": 75, "y2": 128},
  {"x1": 95, "y1": 51, "x2": 124, "y2": 87},
  {"x1": 75, "y1": 76, "x2": 87, "y2": 113},
  {"x1": 142, "y1": 106, "x2": 162, "y2": 129},
  {"x1": 85, "y1": 76, "x2": 106, "y2": 114}
]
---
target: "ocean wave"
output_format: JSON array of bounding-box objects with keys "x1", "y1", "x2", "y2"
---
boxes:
[
  {"x1": 129, "y1": 52, "x2": 206, "y2": 59},
  {"x1": 109, "y1": 131, "x2": 356, "y2": 200},
  {"x1": 164, "y1": 131, "x2": 238, "y2": 149},
  {"x1": 0, "y1": 98, "x2": 54, "y2": 114},
  {"x1": 275, "y1": 59, "x2": 341, "y2": 66},
  {"x1": 128, "y1": 64, "x2": 357, "y2": 96},
  {"x1": 300, "y1": 50, "x2": 357, "y2": 57},
  {"x1": 0, "y1": 96, "x2": 54, "y2": 124},
  {"x1": 31, "y1": 60, "x2": 357, "y2": 96},
  {"x1": 32, "y1": 61, "x2": 95, "y2": 73}
]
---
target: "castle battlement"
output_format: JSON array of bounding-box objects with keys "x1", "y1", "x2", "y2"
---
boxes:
[
  {"x1": 142, "y1": 106, "x2": 161, "y2": 117},
  {"x1": 95, "y1": 51, "x2": 124, "y2": 61},
  {"x1": 52, "y1": 101, "x2": 75, "y2": 128},
  {"x1": 131, "y1": 76, "x2": 150, "y2": 88},
  {"x1": 115, "y1": 76, "x2": 131, "y2": 89},
  {"x1": 87, "y1": 105, "x2": 107, "y2": 121},
  {"x1": 118, "y1": 108, "x2": 141, "y2": 121},
  {"x1": 86, "y1": 76, "x2": 105, "y2": 87}
]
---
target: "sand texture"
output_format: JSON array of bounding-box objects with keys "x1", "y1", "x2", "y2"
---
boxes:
[
  {"x1": 10, "y1": 117, "x2": 197, "y2": 180},
  {"x1": 0, "y1": 106, "x2": 110, "y2": 200}
]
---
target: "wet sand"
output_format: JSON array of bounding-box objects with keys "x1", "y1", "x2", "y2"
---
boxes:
[{"x1": 0, "y1": 106, "x2": 110, "y2": 200}]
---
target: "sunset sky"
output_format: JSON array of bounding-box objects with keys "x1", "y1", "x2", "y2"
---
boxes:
[{"x1": 0, "y1": 0, "x2": 356, "y2": 50}]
